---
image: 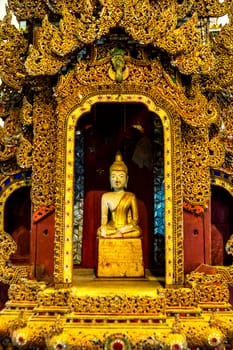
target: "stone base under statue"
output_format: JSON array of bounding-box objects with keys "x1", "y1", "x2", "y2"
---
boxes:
[{"x1": 97, "y1": 237, "x2": 144, "y2": 277}]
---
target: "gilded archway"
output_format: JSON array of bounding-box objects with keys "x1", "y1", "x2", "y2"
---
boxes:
[
  {"x1": 54, "y1": 52, "x2": 187, "y2": 285},
  {"x1": 55, "y1": 94, "x2": 182, "y2": 286},
  {"x1": 53, "y1": 43, "x2": 218, "y2": 286}
]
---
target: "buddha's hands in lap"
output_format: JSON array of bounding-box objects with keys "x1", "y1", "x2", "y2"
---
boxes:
[{"x1": 99, "y1": 224, "x2": 135, "y2": 238}]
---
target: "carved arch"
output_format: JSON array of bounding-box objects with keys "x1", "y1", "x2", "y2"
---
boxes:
[
  {"x1": 55, "y1": 91, "x2": 183, "y2": 286},
  {"x1": 0, "y1": 174, "x2": 31, "y2": 232},
  {"x1": 211, "y1": 170, "x2": 233, "y2": 197},
  {"x1": 0, "y1": 174, "x2": 31, "y2": 275}
]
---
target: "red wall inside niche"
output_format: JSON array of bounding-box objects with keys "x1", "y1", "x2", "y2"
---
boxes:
[
  {"x1": 31, "y1": 211, "x2": 55, "y2": 280},
  {"x1": 79, "y1": 103, "x2": 155, "y2": 270},
  {"x1": 183, "y1": 207, "x2": 211, "y2": 274},
  {"x1": 184, "y1": 186, "x2": 233, "y2": 274},
  {"x1": 211, "y1": 185, "x2": 233, "y2": 266},
  {"x1": 4, "y1": 187, "x2": 31, "y2": 264}
]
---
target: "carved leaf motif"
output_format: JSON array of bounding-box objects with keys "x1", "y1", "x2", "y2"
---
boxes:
[
  {"x1": 0, "y1": 110, "x2": 21, "y2": 161},
  {"x1": 123, "y1": 1, "x2": 177, "y2": 44},
  {"x1": 20, "y1": 97, "x2": 33, "y2": 126},
  {"x1": 158, "y1": 15, "x2": 200, "y2": 55},
  {"x1": 16, "y1": 137, "x2": 33, "y2": 169},
  {"x1": 0, "y1": 13, "x2": 27, "y2": 90},
  {"x1": 51, "y1": 7, "x2": 83, "y2": 56},
  {"x1": 181, "y1": 125, "x2": 210, "y2": 206},
  {"x1": 171, "y1": 44, "x2": 215, "y2": 75},
  {"x1": 208, "y1": 136, "x2": 225, "y2": 168},
  {"x1": 0, "y1": 231, "x2": 17, "y2": 261},
  {"x1": 192, "y1": 0, "x2": 231, "y2": 17},
  {"x1": 8, "y1": 0, "x2": 47, "y2": 20},
  {"x1": 25, "y1": 17, "x2": 66, "y2": 76}
]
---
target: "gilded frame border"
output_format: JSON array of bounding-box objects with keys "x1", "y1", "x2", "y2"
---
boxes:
[{"x1": 55, "y1": 92, "x2": 183, "y2": 286}]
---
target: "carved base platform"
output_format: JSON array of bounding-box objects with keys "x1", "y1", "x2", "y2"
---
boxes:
[
  {"x1": 97, "y1": 237, "x2": 144, "y2": 277},
  {"x1": 1, "y1": 269, "x2": 233, "y2": 349},
  {"x1": 2, "y1": 270, "x2": 233, "y2": 349}
]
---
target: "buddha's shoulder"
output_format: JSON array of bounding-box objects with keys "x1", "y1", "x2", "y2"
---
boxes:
[
  {"x1": 101, "y1": 191, "x2": 115, "y2": 200},
  {"x1": 124, "y1": 191, "x2": 136, "y2": 198}
]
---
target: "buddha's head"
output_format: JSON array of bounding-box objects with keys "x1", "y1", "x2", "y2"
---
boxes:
[{"x1": 109, "y1": 152, "x2": 128, "y2": 191}]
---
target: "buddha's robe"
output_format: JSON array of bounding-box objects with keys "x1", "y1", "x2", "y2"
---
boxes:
[{"x1": 97, "y1": 192, "x2": 141, "y2": 238}]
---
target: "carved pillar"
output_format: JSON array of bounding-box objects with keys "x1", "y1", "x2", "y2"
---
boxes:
[
  {"x1": 31, "y1": 90, "x2": 57, "y2": 211},
  {"x1": 30, "y1": 90, "x2": 57, "y2": 277}
]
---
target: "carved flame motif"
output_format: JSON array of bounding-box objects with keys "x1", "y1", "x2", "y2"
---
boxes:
[{"x1": 0, "y1": 8, "x2": 27, "y2": 90}]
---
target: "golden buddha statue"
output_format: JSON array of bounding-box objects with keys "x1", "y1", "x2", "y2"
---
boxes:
[
  {"x1": 97, "y1": 152, "x2": 144, "y2": 277},
  {"x1": 97, "y1": 151, "x2": 142, "y2": 238}
]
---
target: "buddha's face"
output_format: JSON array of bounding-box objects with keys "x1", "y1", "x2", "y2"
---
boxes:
[{"x1": 110, "y1": 170, "x2": 128, "y2": 191}]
